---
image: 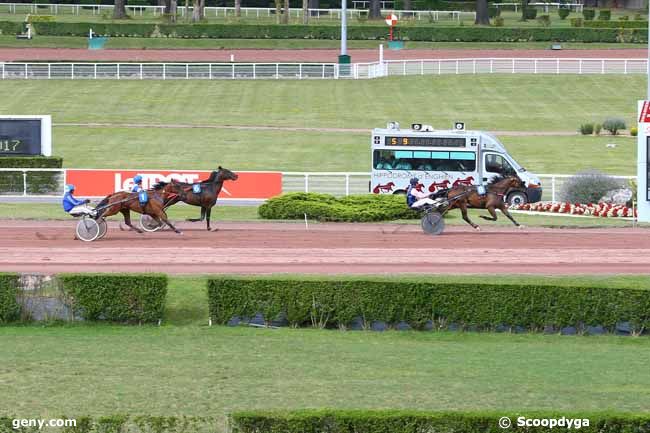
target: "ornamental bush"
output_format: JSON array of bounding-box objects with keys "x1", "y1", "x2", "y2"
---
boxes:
[
  {"x1": 558, "y1": 7, "x2": 570, "y2": 19},
  {"x1": 258, "y1": 193, "x2": 419, "y2": 222},
  {"x1": 602, "y1": 117, "x2": 626, "y2": 135},
  {"x1": 579, "y1": 123, "x2": 594, "y2": 135},
  {"x1": 598, "y1": 9, "x2": 611, "y2": 21},
  {"x1": 583, "y1": 8, "x2": 596, "y2": 20},
  {"x1": 559, "y1": 170, "x2": 624, "y2": 204},
  {"x1": 537, "y1": 14, "x2": 551, "y2": 27},
  {"x1": 570, "y1": 17, "x2": 583, "y2": 27},
  {"x1": 0, "y1": 274, "x2": 20, "y2": 324},
  {"x1": 524, "y1": 7, "x2": 537, "y2": 19}
]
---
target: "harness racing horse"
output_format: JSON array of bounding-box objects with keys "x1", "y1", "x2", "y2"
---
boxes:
[
  {"x1": 155, "y1": 166, "x2": 239, "y2": 231},
  {"x1": 94, "y1": 189, "x2": 183, "y2": 235},
  {"x1": 446, "y1": 175, "x2": 526, "y2": 231}
]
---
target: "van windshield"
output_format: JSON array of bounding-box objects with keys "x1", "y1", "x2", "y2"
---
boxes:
[
  {"x1": 483, "y1": 132, "x2": 526, "y2": 172},
  {"x1": 373, "y1": 149, "x2": 476, "y2": 172}
]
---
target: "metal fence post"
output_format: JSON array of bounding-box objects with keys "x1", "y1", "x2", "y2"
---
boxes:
[
  {"x1": 490, "y1": 59, "x2": 493, "y2": 74},
  {"x1": 117, "y1": 63, "x2": 120, "y2": 80},
  {"x1": 456, "y1": 60, "x2": 459, "y2": 75},
  {"x1": 601, "y1": 59, "x2": 605, "y2": 74},
  {"x1": 140, "y1": 63, "x2": 143, "y2": 79},
  {"x1": 23, "y1": 170, "x2": 27, "y2": 196},
  {"x1": 551, "y1": 176, "x2": 556, "y2": 202},
  {"x1": 345, "y1": 174, "x2": 350, "y2": 196},
  {"x1": 534, "y1": 59, "x2": 537, "y2": 74},
  {"x1": 186, "y1": 64, "x2": 189, "y2": 79},
  {"x1": 556, "y1": 58, "x2": 559, "y2": 74},
  {"x1": 304, "y1": 174, "x2": 309, "y2": 193},
  {"x1": 512, "y1": 58, "x2": 515, "y2": 74},
  {"x1": 579, "y1": 59, "x2": 582, "y2": 74}
]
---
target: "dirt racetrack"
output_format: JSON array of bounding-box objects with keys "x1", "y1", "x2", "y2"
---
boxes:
[{"x1": 1, "y1": 220, "x2": 649, "y2": 274}]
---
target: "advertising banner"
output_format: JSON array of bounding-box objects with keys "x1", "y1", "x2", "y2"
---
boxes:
[{"x1": 65, "y1": 169, "x2": 282, "y2": 199}]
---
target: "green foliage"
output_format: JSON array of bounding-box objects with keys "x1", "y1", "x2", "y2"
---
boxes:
[
  {"x1": 583, "y1": 8, "x2": 596, "y2": 20},
  {"x1": 493, "y1": 16, "x2": 504, "y2": 26},
  {"x1": 537, "y1": 14, "x2": 551, "y2": 27},
  {"x1": 59, "y1": 273, "x2": 168, "y2": 323},
  {"x1": 558, "y1": 7, "x2": 570, "y2": 20},
  {"x1": 0, "y1": 416, "x2": 216, "y2": 433},
  {"x1": 570, "y1": 17, "x2": 583, "y2": 27},
  {"x1": 0, "y1": 156, "x2": 63, "y2": 195},
  {"x1": 230, "y1": 411, "x2": 650, "y2": 433},
  {"x1": 584, "y1": 20, "x2": 646, "y2": 28},
  {"x1": 488, "y1": 6, "x2": 499, "y2": 18},
  {"x1": 27, "y1": 15, "x2": 55, "y2": 23},
  {"x1": 619, "y1": 15, "x2": 629, "y2": 21},
  {"x1": 0, "y1": 21, "x2": 23, "y2": 35},
  {"x1": 21, "y1": 21, "x2": 647, "y2": 43},
  {"x1": 0, "y1": 156, "x2": 62, "y2": 168},
  {"x1": 560, "y1": 170, "x2": 624, "y2": 204},
  {"x1": 0, "y1": 273, "x2": 20, "y2": 324},
  {"x1": 258, "y1": 193, "x2": 419, "y2": 222},
  {"x1": 524, "y1": 7, "x2": 538, "y2": 19},
  {"x1": 634, "y1": 13, "x2": 645, "y2": 20},
  {"x1": 602, "y1": 117, "x2": 626, "y2": 135},
  {"x1": 594, "y1": 123, "x2": 602, "y2": 135},
  {"x1": 207, "y1": 277, "x2": 650, "y2": 332},
  {"x1": 631, "y1": 126, "x2": 638, "y2": 136},
  {"x1": 598, "y1": 9, "x2": 611, "y2": 21},
  {"x1": 579, "y1": 123, "x2": 594, "y2": 135}
]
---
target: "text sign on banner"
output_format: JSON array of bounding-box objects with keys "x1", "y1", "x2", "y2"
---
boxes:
[{"x1": 65, "y1": 169, "x2": 282, "y2": 199}]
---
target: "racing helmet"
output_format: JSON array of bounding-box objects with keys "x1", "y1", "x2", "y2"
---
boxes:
[
  {"x1": 409, "y1": 177, "x2": 419, "y2": 186},
  {"x1": 134, "y1": 175, "x2": 143, "y2": 184},
  {"x1": 65, "y1": 184, "x2": 75, "y2": 193}
]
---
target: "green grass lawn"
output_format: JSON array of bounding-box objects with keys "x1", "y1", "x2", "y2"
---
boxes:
[
  {"x1": 0, "y1": 35, "x2": 645, "y2": 50},
  {"x1": 2, "y1": 274, "x2": 650, "y2": 423}
]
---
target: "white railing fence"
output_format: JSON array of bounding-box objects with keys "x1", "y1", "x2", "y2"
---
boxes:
[
  {"x1": 0, "y1": 168, "x2": 636, "y2": 203},
  {"x1": 2, "y1": 3, "x2": 474, "y2": 20},
  {"x1": 1, "y1": 59, "x2": 644, "y2": 81},
  {"x1": 493, "y1": 2, "x2": 584, "y2": 12}
]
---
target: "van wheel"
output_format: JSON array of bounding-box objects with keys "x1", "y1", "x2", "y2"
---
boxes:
[
  {"x1": 507, "y1": 191, "x2": 528, "y2": 206},
  {"x1": 393, "y1": 190, "x2": 406, "y2": 195}
]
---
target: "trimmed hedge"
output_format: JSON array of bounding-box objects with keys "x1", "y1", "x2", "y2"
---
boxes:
[
  {"x1": 207, "y1": 277, "x2": 650, "y2": 332},
  {"x1": 258, "y1": 193, "x2": 419, "y2": 222},
  {"x1": 585, "y1": 19, "x2": 646, "y2": 28},
  {"x1": 59, "y1": 273, "x2": 168, "y2": 323},
  {"x1": 230, "y1": 410, "x2": 650, "y2": 433},
  {"x1": 0, "y1": 273, "x2": 20, "y2": 324},
  {"x1": 0, "y1": 21, "x2": 23, "y2": 35},
  {"x1": 23, "y1": 21, "x2": 647, "y2": 42},
  {"x1": 0, "y1": 157, "x2": 64, "y2": 195}
]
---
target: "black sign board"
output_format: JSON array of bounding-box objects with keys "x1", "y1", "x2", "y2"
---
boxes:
[{"x1": 0, "y1": 119, "x2": 42, "y2": 156}]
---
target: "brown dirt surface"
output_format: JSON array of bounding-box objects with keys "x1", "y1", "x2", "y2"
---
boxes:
[
  {"x1": 0, "y1": 48, "x2": 645, "y2": 63},
  {"x1": 1, "y1": 220, "x2": 649, "y2": 275}
]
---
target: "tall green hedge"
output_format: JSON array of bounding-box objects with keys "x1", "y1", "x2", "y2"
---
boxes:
[
  {"x1": 230, "y1": 410, "x2": 650, "y2": 433},
  {"x1": 207, "y1": 277, "x2": 650, "y2": 332},
  {"x1": 585, "y1": 20, "x2": 647, "y2": 28},
  {"x1": 23, "y1": 21, "x2": 647, "y2": 42},
  {"x1": 59, "y1": 273, "x2": 168, "y2": 323},
  {"x1": 0, "y1": 273, "x2": 20, "y2": 324},
  {"x1": 258, "y1": 193, "x2": 419, "y2": 222},
  {"x1": 0, "y1": 21, "x2": 23, "y2": 35},
  {"x1": 0, "y1": 157, "x2": 64, "y2": 195}
]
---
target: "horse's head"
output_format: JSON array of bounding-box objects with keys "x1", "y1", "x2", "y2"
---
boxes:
[
  {"x1": 489, "y1": 175, "x2": 525, "y2": 191},
  {"x1": 215, "y1": 166, "x2": 239, "y2": 182}
]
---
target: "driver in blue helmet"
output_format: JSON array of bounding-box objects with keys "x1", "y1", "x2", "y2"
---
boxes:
[
  {"x1": 62, "y1": 184, "x2": 93, "y2": 216},
  {"x1": 131, "y1": 175, "x2": 144, "y2": 193},
  {"x1": 406, "y1": 177, "x2": 436, "y2": 209}
]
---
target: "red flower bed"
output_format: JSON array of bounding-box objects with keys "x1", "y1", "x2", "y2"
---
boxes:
[{"x1": 511, "y1": 201, "x2": 637, "y2": 218}]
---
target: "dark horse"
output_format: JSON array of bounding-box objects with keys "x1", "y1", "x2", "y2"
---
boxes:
[
  {"x1": 155, "y1": 166, "x2": 239, "y2": 231},
  {"x1": 446, "y1": 175, "x2": 526, "y2": 230},
  {"x1": 95, "y1": 188, "x2": 183, "y2": 234}
]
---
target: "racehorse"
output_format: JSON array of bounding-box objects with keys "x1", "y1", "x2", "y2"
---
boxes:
[
  {"x1": 94, "y1": 189, "x2": 183, "y2": 234},
  {"x1": 446, "y1": 175, "x2": 526, "y2": 230},
  {"x1": 154, "y1": 166, "x2": 238, "y2": 231},
  {"x1": 372, "y1": 182, "x2": 395, "y2": 194}
]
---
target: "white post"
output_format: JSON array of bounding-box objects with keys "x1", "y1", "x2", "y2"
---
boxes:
[
  {"x1": 186, "y1": 64, "x2": 189, "y2": 79},
  {"x1": 345, "y1": 174, "x2": 350, "y2": 196},
  {"x1": 551, "y1": 176, "x2": 556, "y2": 202},
  {"x1": 48, "y1": 63, "x2": 51, "y2": 79},
  {"x1": 421, "y1": 59, "x2": 424, "y2": 75},
  {"x1": 276, "y1": 63, "x2": 279, "y2": 78},
  {"x1": 140, "y1": 63, "x2": 143, "y2": 79},
  {"x1": 117, "y1": 63, "x2": 120, "y2": 80},
  {"x1": 601, "y1": 59, "x2": 605, "y2": 74},
  {"x1": 637, "y1": 100, "x2": 650, "y2": 221},
  {"x1": 556, "y1": 58, "x2": 560, "y2": 74},
  {"x1": 94, "y1": 63, "x2": 96, "y2": 79},
  {"x1": 379, "y1": 43, "x2": 384, "y2": 74},
  {"x1": 304, "y1": 174, "x2": 309, "y2": 192},
  {"x1": 341, "y1": 0, "x2": 347, "y2": 57},
  {"x1": 534, "y1": 59, "x2": 537, "y2": 74},
  {"x1": 22, "y1": 171, "x2": 27, "y2": 196},
  {"x1": 512, "y1": 58, "x2": 515, "y2": 74}
]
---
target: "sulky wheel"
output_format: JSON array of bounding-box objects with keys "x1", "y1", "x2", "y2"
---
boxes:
[
  {"x1": 97, "y1": 218, "x2": 108, "y2": 240},
  {"x1": 76, "y1": 216, "x2": 100, "y2": 242},
  {"x1": 139, "y1": 214, "x2": 163, "y2": 232},
  {"x1": 421, "y1": 211, "x2": 445, "y2": 236}
]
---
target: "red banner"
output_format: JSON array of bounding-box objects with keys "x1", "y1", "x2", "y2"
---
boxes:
[{"x1": 65, "y1": 169, "x2": 282, "y2": 199}]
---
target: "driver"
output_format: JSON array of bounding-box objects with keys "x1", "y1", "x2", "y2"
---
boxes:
[
  {"x1": 62, "y1": 184, "x2": 93, "y2": 216},
  {"x1": 131, "y1": 175, "x2": 144, "y2": 193},
  {"x1": 406, "y1": 177, "x2": 436, "y2": 209}
]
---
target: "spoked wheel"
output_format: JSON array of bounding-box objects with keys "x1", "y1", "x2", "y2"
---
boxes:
[
  {"x1": 421, "y1": 210, "x2": 445, "y2": 235},
  {"x1": 97, "y1": 218, "x2": 108, "y2": 240},
  {"x1": 139, "y1": 214, "x2": 163, "y2": 232},
  {"x1": 76, "y1": 216, "x2": 100, "y2": 242}
]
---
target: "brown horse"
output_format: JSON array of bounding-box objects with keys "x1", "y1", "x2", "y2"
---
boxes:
[
  {"x1": 154, "y1": 166, "x2": 238, "y2": 231},
  {"x1": 94, "y1": 189, "x2": 183, "y2": 234},
  {"x1": 446, "y1": 175, "x2": 526, "y2": 230}
]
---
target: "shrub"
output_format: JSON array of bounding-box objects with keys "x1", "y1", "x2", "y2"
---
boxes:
[
  {"x1": 0, "y1": 274, "x2": 20, "y2": 324},
  {"x1": 0, "y1": 157, "x2": 63, "y2": 195},
  {"x1": 634, "y1": 13, "x2": 645, "y2": 20},
  {"x1": 631, "y1": 126, "x2": 638, "y2": 136},
  {"x1": 524, "y1": 7, "x2": 537, "y2": 19},
  {"x1": 602, "y1": 117, "x2": 626, "y2": 135},
  {"x1": 207, "y1": 277, "x2": 650, "y2": 332},
  {"x1": 558, "y1": 7, "x2": 570, "y2": 20},
  {"x1": 598, "y1": 9, "x2": 611, "y2": 20},
  {"x1": 537, "y1": 14, "x2": 551, "y2": 26},
  {"x1": 595, "y1": 123, "x2": 602, "y2": 135},
  {"x1": 619, "y1": 15, "x2": 629, "y2": 21},
  {"x1": 570, "y1": 17, "x2": 583, "y2": 27},
  {"x1": 230, "y1": 411, "x2": 650, "y2": 433},
  {"x1": 488, "y1": 6, "x2": 499, "y2": 18},
  {"x1": 584, "y1": 20, "x2": 646, "y2": 28},
  {"x1": 258, "y1": 193, "x2": 419, "y2": 222},
  {"x1": 559, "y1": 170, "x2": 624, "y2": 204},
  {"x1": 59, "y1": 273, "x2": 168, "y2": 323},
  {"x1": 583, "y1": 8, "x2": 596, "y2": 20},
  {"x1": 494, "y1": 16, "x2": 504, "y2": 26},
  {"x1": 579, "y1": 123, "x2": 594, "y2": 135}
]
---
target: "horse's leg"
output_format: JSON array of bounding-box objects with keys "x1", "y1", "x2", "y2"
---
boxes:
[
  {"x1": 187, "y1": 206, "x2": 205, "y2": 222},
  {"x1": 479, "y1": 201, "x2": 499, "y2": 221},
  {"x1": 206, "y1": 206, "x2": 219, "y2": 232},
  {"x1": 459, "y1": 201, "x2": 480, "y2": 231},
  {"x1": 498, "y1": 202, "x2": 522, "y2": 228},
  {"x1": 157, "y1": 210, "x2": 183, "y2": 235},
  {"x1": 121, "y1": 209, "x2": 143, "y2": 234}
]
